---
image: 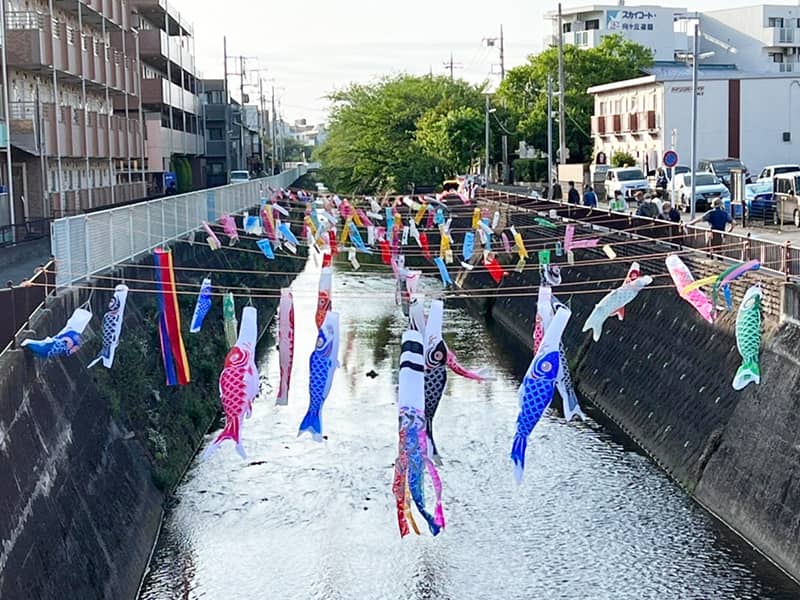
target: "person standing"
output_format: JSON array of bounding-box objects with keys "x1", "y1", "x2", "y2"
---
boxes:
[
  {"x1": 610, "y1": 190, "x2": 627, "y2": 212},
  {"x1": 688, "y1": 198, "x2": 734, "y2": 232},
  {"x1": 658, "y1": 200, "x2": 681, "y2": 223},
  {"x1": 552, "y1": 179, "x2": 562, "y2": 200},
  {"x1": 636, "y1": 192, "x2": 659, "y2": 218},
  {"x1": 567, "y1": 181, "x2": 581, "y2": 205},
  {"x1": 583, "y1": 185, "x2": 598, "y2": 207}
]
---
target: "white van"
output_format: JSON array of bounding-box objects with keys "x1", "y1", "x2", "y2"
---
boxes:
[
  {"x1": 775, "y1": 172, "x2": 800, "y2": 227},
  {"x1": 604, "y1": 167, "x2": 649, "y2": 198}
]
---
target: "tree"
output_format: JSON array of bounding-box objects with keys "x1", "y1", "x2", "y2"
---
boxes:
[
  {"x1": 611, "y1": 151, "x2": 636, "y2": 168},
  {"x1": 282, "y1": 137, "x2": 308, "y2": 162},
  {"x1": 497, "y1": 35, "x2": 653, "y2": 164},
  {"x1": 316, "y1": 75, "x2": 498, "y2": 194}
]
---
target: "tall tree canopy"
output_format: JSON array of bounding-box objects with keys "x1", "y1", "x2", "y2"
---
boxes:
[
  {"x1": 316, "y1": 75, "x2": 493, "y2": 194},
  {"x1": 497, "y1": 35, "x2": 653, "y2": 164}
]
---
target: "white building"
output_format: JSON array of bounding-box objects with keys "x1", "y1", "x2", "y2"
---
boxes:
[
  {"x1": 546, "y1": 4, "x2": 688, "y2": 61},
  {"x1": 701, "y1": 4, "x2": 800, "y2": 74},
  {"x1": 588, "y1": 66, "x2": 800, "y2": 175}
]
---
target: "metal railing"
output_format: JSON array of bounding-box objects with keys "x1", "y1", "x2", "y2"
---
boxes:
[
  {"x1": 50, "y1": 167, "x2": 306, "y2": 288},
  {"x1": 479, "y1": 188, "x2": 800, "y2": 281},
  {"x1": 0, "y1": 260, "x2": 56, "y2": 354}
]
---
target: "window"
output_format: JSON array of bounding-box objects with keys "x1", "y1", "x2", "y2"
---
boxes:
[
  {"x1": 768, "y1": 17, "x2": 784, "y2": 28},
  {"x1": 562, "y1": 22, "x2": 572, "y2": 33},
  {"x1": 211, "y1": 163, "x2": 224, "y2": 175},
  {"x1": 598, "y1": 101, "x2": 605, "y2": 116},
  {"x1": 585, "y1": 19, "x2": 600, "y2": 30},
  {"x1": 773, "y1": 53, "x2": 784, "y2": 63},
  {"x1": 207, "y1": 128, "x2": 224, "y2": 140}
]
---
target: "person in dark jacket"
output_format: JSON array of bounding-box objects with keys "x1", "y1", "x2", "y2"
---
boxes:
[
  {"x1": 636, "y1": 193, "x2": 659, "y2": 218},
  {"x1": 567, "y1": 181, "x2": 581, "y2": 204},
  {"x1": 552, "y1": 179, "x2": 562, "y2": 200},
  {"x1": 658, "y1": 200, "x2": 681, "y2": 223},
  {"x1": 583, "y1": 185, "x2": 598, "y2": 207}
]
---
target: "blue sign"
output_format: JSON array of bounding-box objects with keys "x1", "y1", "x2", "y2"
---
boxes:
[{"x1": 663, "y1": 150, "x2": 679, "y2": 168}]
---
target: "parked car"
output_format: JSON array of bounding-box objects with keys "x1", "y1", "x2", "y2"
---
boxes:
[
  {"x1": 672, "y1": 172, "x2": 730, "y2": 212},
  {"x1": 756, "y1": 164, "x2": 800, "y2": 183},
  {"x1": 604, "y1": 167, "x2": 649, "y2": 198},
  {"x1": 745, "y1": 182, "x2": 778, "y2": 225},
  {"x1": 775, "y1": 171, "x2": 800, "y2": 227},
  {"x1": 697, "y1": 158, "x2": 750, "y2": 187},
  {"x1": 230, "y1": 170, "x2": 251, "y2": 184},
  {"x1": 647, "y1": 165, "x2": 690, "y2": 191}
]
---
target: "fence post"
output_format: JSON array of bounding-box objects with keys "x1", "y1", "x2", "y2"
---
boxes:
[
  {"x1": 129, "y1": 206, "x2": 134, "y2": 262},
  {"x1": 84, "y1": 214, "x2": 91, "y2": 279},
  {"x1": 784, "y1": 241, "x2": 791, "y2": 282},
  {"x1": 64, "y1": 219, "x2": 72, "y2": 287}
]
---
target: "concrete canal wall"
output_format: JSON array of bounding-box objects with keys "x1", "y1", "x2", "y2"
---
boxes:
[
  {"x1": 457, "y1": 200, "x2": 800, "y2": 582},
  {"x1": 0, "y1": 227, "x2": 306, "y2": 599}
]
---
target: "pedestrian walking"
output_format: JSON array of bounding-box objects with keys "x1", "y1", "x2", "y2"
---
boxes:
[
  {"x1": 552, "y1": 180, "x2": 562, "y2": 200},
  {"x1": 567, "y1": 181, "x2": 581, "y2": 205},
  {"x1": 583, "y1": 185, "x2": 598, "y2": 207},
  {"x1": 610, "y1": 190, "x2": 627, "y2": 212}
]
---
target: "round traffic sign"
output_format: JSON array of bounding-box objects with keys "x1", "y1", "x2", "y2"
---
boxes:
[{"x1": 663, "y1": 150, "x2": 679, "y2": 168}]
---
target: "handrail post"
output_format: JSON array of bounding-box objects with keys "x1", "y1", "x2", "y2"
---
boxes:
[{"x1": 783, "y1": 241, "x2": 791, "y2": 282}]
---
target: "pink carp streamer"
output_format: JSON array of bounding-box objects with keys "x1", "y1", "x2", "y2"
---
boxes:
[{"x1": 276, "y1": 289, "x2": 294, "y2": 405}]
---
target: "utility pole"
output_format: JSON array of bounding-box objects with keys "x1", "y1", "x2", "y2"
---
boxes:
[
  {"x1": 689, "y1": 20, "x2": 699, "y2": 220},
  {"x1": 484, "y1": 94, "x2": 490, "y2": 183},
  {"x1": 259, "y1": 77, "x2": 266, "y2": 173},
  {"x1": 271, "y1": 85, "x2": 277, "y2": 174},
  {"x1": 499, "y1": 24, "x2": 505, "y2": 79},
  {"x1": 547, "y1": 76, "x2": 554, "y2": 200},
  {"x1": 223, "y1": 36, "x2": 230, "y2": 182},
  {"x1": 239, "y1": 55, "x2": 246, "y2": 171},
  {"x1": 0, "y1": 0, "x2": 14, "y2": 236},
  {"x1": 443, "y1": 52, "x2": 462, "y2": 80},
  {"x1": 557, "y1": 3, "x2": 568, "y2": 172}
]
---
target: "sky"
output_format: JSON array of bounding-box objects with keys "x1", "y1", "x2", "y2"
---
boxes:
[{"x1": 177, "y1": 0, "x2": 800, "y2": 124}]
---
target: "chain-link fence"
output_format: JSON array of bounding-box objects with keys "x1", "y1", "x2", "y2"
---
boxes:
[{"x1": 50, "y1": 167, "x2": 305, "y2": 288}]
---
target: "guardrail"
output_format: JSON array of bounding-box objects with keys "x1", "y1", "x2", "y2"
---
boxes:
[
  {"x1": 0, "y1": 260, "x2": 56, "y2": 353},
  {"x1": 50, "y1": 166, "x2": 306, "y2": 288},
  {"x1": 480, "y1": 188, "x2": 800, "y2": 282}
]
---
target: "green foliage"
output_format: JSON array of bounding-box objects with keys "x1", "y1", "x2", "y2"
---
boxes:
[
  {"x1": 170, "y1": 157, "x2": 193, "y2": 193},
  {"x1": 316, "y1": 75, "x2": 500, "y2": 194},
  {"x1": 497, "y1": 35, "x2": 653, "y2": 164},
  {"x1": 282, "y1": 137, "x2": 308, "y2": 162},
  {"x1": 513, "y1": 158, "x2": 549, "y2": 182},
  {"x1": 611, "y1": 151, "x2": 636, "y2": 168}
]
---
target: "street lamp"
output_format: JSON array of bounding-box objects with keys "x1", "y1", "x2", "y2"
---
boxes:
[{"x1": 676, "y1": 17, "x2": 714, "y2": 219}]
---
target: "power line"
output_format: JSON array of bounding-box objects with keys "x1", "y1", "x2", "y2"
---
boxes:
[{"x1": 443, "y1": 52, "x2": 463, "y2": 80}]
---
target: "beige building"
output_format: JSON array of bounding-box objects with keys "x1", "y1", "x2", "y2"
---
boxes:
[{"x1": 5, "y1": 0, "x2": 145, "y2": 221}]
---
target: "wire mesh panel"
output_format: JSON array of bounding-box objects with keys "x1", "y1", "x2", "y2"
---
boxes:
[
  {"x1": 164, "y1": 200, "x2": 179, "y2": 241},
  {"x1": 148, "y1": 202, "x2": 163, "y2": 250},
  {"x1": 175, "y1": 196, "x2": 189, "y2": 236},
  {"x1": 111, "y1": 209, "x2": 134, "y2": 264},
  {"x1": 51, "y1": 219, "x2": 71, "y2": 288},
  {"x1": 67, "y1": 217, "x2": 88, "y2": 285},
  {"x1": 131, "y1": 203, "x2": 149, "y2": 259},
  {"x1": 87, "y1": 212, "x2": 113, "y2": 274}
]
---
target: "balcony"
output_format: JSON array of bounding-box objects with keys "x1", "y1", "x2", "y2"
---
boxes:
[
  {"x1": 141, "y1": 77, "x2": 199, "y2": 114},
  {"x1": 627, "y1": 112, "x2": 639, "y2": 132},
  {"x1": 6, "y1": 11, "x2": 135, "y2": 95},
  {"x1": 51, "y1": 0, "x2": 127, "y2": 31},
  {"x1": 138, "y1": 29, "x2": 196, "y2": 73},
  {"x1": 611, "y1": 114, "x2": 622, "y2": 134},
  {"x1": 591, "y1": 115, "x2": 606, "y2": 136},
  {"x1": 767, "y1": 27, "x2": 799, "y2": 46},
  {"x1": 130, "y1": 0, "x2": 193, "y2": 36}
]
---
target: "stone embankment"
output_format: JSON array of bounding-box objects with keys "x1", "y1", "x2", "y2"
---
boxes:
[{"x1": 0, "y1": 217, "x2": 306, "y2": 599}]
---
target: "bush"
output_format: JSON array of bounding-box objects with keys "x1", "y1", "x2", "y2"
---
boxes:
[
  {"x1": 513, "y1": 158, "x2": 549, "y2": 182},
  {"x1": 611, "y1": 151, "x2": 636, "y2": 168}
]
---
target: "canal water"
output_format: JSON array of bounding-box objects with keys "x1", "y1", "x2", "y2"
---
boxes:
[{"x1": 139, "y1": 259, "x2": 797, "y2": 600}]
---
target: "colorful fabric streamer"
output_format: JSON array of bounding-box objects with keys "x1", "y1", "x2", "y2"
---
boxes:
[
  {"x1": 511, "y1": 303, "x2": 570, "y2": 484},
  {"x1": 223, "y1": 292, "x2": 238, "y2": 349},
  {"x1": 87, "y1": 284, "x2": 129, "y2": 369},
  {"x1": 485, "y1": 255, "x2": 504, "y2": 284},
  {"x1": 424, "y1": 300, "x2": 448, "y2": 464},
  {"x1": 582, "y1": 267, "x2": 652, "y2": 342},
  {"x1": 202, "y1": 221, "x2": 222, "y2": 251},
  {"x1": 244, "y1": 214, "x2": 263, "y2": 235},
  {"x1": 564, "y1": 224, "x2": 600, "y2": 252},
  {"x1": 733, "y1": 285, "x2": 762, "y2": 390},
  {"x1": 278, "y1": 222, "x2": 299, "y2": 253},
  {"x1": 277, "y1": 289, "x2": 294, "y2": 405},
  {"x1": 299, "y1": 311, "x2": 340, "y2": 441},
  {"x1": 257, "y1": 239, "x2": 275, "y2": 260},
  {"x1": 219, "y1": 214, "x2": 239, "y2": 245},
  {"x1": 667, "y1": 255, "x2": 715, "y2": 323},
  {"x1": 393, "y1": 330, "x2": 445, "y2": 537},
  {"x1": 433, "y1": 257, "x2": 453, "y2": 287},
  {"x1": 348, "y1": 222, "x2": 371, "y2": 253},
  {"x1": 261, "y1": 203, "x2": 277, "y2": 241},
  {"x1": 419, "y1": 233, "x2": 432, "y2": 260},
  {"x1": 462, "y1": 231, "x2": 475, "y2": 261},
  {"x1": 190, "y1": 278, "x2": 212, "y2": 333},
  {"x1": 202, "y1": 305, "x2": 259, "y2": 460},
  {"x1": 22, "y1": 307, "x2": 93, "y2": 359},
  {"x1": 153, "y1": 248, "x2": 191, "y2": 386},
  {"x1": 316, "y1": 263, "x2": 333, "y2": 330}
]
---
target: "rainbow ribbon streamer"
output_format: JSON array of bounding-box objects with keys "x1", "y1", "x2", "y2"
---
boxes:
[{"x1": 154, "y1": 248, "x2": 191, "y2": 386}]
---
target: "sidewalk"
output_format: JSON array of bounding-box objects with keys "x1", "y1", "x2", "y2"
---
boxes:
[{"x1": 0, "y1": 238, "x2": 52, "y2": 285}]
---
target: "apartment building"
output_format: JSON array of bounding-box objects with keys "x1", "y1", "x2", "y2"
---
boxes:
[
  {"x1": 4, "y1": 0, "x2": 145, "y2": 220},
  {"x1": 121, "y1": 0, "x2": 202, "y2": 196},
  {"x1": 702, "y1": 4, "x2": 800, "y2": 74},
  {"x1": 546, "y1": 4, "x2": 688, "y2": 61}
]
